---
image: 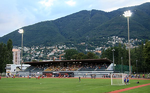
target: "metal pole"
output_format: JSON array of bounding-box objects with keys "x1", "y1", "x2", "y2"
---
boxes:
[
  {"x1": 21, "y1": 33, "x2": 23, "y2": 71},
  {"x1": 127, "y1": 17, "x2": 131, "y2": 75},
  {"x1": 136, "y1": 60, "x2": 138, "y2": 74},
  {"x1": 112, "y1": 49, "x2": 115, "y2": 72},
  {"x1": 113, "y1": 50, "x2": 114, "y2": 71},
  {"x1": 121, "y1": 57, "x2": 123, "y2": 73},
  {"x1": 122, "y1": 57, "x2": 124, "y2": 73}
]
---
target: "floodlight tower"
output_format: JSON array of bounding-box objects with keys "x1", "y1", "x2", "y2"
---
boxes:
[
  {"x1": 112, "y1": 49, "x2": 115, "y2": 72},
  {"x1": 18, "y1": 29, "x2": 24, "y2": 71},
  {"x1": 123, "y1": 10, "x2": 132, "y2": 75}
]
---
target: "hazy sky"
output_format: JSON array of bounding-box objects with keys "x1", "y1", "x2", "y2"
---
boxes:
[{"x1": 0, "y1": 0, "x2": 150, "y2": 37}]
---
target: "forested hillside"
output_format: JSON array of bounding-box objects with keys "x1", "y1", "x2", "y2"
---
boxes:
[{"x1": 0, "y1": 2, "x2": 150, "y2": 46}]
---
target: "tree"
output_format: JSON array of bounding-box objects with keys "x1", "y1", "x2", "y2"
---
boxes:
[
  {"x1": 118, "y1": 43, "x2": 122, "y2": 65},
  {"x1": 101, "y1": 44, "x2": 129, "y2": 69},
  {"x1": 101, "y1": 48, "x2": 112, "y2": 60},
  {"x1": 143, "y1": 41, "x2": 150, "y2": 72},
  {"x1": 76, "y1": 53, "x2": 85, "y2": 59},
  {"x1": 64, "y1": 49, "x2": 99, "y2": 60},
  {"x1": 0, "y1": 43, "x2": 4, "y2": 73},
  {"x1": 0, "y1": 39, "x2": 13, "y2": 73},
  {"x1": 122, "y1": 45, "x2": 128, "y2": 65},
  {"x1": 71, "y1": 54, "x2": 78, "y2": 60},
  {"x1": 86, "y1": 52, "x2": 99, "y2": 59},
  {"x1": 64, "y1": 49, "x2": 78, "y2": 60},
  {"x1": 32, "y1": 59, "x2": 37, "y2": 62},
  {"x1": 6, "y1": 39, "x2": 13, "y2": 64},
  {"x1": 2, "y1": 44, "x2": 7, "y2": 73}
]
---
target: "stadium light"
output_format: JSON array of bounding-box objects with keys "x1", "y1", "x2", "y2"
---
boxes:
[
  {"x1": 18, "y1": 29, "x2": 24, "y2": 71},
  {"x1": 123, "y1": 10, "x2": 132, "y2": 75},
  {"x1": 112, "y1": 49, "x2": 115, "y2": 72},
  {"x1": 123, "y1": 10, "x2": 132, "y2": 17}
]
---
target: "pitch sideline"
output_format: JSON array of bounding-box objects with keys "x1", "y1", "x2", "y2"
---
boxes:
[{"x1": 109, "y1": 83, "x2": 150, "y2": 93}]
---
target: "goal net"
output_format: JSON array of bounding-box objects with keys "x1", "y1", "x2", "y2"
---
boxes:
[{"x1": 111, "y1": 73, "x2": 127, "y2": 85}]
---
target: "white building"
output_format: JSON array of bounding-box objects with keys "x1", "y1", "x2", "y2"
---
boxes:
[
  {"x1": 6, "y1": 64, "x2": 30, "y2": 76},
  {"x1": 12, "y1": 49, "x2": 20, "y2": 65}
]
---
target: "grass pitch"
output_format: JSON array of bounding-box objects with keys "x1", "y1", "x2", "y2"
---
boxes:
[{"x1": 0, "y1": 77, "x2": 150, "y2": 93}]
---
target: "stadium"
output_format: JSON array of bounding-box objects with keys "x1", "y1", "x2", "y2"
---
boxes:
[
  {"x1": 3, "y1": 57, "x2": 150, "y2": 93},
  {"x1": 18, "y1": 59, "x2": 114, "y2": 78}
]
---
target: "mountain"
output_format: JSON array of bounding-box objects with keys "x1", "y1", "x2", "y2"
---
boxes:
[{"x1": 0, "y1": 2, "x2": 150, "y2": 47}]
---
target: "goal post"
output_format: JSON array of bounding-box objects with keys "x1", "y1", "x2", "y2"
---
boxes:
[{"x1": 111, "y1": 73, "x2": 127, "y2": 85}]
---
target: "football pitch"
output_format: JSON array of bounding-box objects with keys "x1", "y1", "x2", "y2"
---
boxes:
[{"x1": 0, "y1": 77, "x2": 150, "y2": 93}]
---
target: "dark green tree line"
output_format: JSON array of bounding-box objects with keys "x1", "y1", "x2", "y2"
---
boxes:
[
  {"x1": 101, "y1": 43, "x2": 128, "y2": 65},
  {"x1": 64, "y1": 49, "x2": 99, "y2": 60},
  {"x1": 0, "y1": 39, "x2": 13, "y2": 73},
  {"x1": 101, "y1": 41, "x2": 150, "y2": 73},
  {"x1": 143, "y1": 41, "x2": 150, "y2": 72}
]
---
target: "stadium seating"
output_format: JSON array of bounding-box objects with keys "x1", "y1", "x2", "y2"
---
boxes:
[
  {"x1": 26, "y1": 64, "x2": 109, "y2": 72},
  {"x1": 31, "y1": 67, "x2": 44, "y2": 72},
  {"x1": 23, "y1": 66, "x2": 35, "y2": 72},
  {"x1": 96, "y1": 66, "x2": 107, "y2": 71}
]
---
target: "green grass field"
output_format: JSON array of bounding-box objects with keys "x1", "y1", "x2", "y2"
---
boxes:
[{"x1": 0, "y1": 77, "x2": 150, "y2": 93}]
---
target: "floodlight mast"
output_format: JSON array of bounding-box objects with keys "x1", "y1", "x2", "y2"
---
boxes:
[
  {"x1": 18, "y1": 29, "x2": 24, "y2": 71},
  {"x1": 123, "y1": 10, "x2": 132, "y2": 75},
  {"x1": 112, "y1": 49, "x2": 115, "y2": 72}
]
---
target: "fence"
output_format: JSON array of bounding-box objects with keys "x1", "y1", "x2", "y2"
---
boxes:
[{"x1": 114, "y1": 64, "x2": 132, "y2": 74}]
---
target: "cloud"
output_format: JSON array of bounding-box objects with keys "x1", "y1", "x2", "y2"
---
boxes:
[
  {"x1": 39, "y1": 0, "x2": 54, "y2": 7},
  {"x1": 0, "y1": 0, "x2": 24, "y2": 36},
  {"x1": 65, "y1": 0, "x2": 76, "y2": 6},
  {"x1": 0, "y1": 0, "x2": 150, "y2": 37},
  {"x1": 97, "y1": 0, "x2": 150, "y2": 12}
]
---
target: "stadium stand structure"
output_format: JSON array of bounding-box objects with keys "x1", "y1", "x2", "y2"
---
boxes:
[{"x1": 18, "y1": 59, "x2": 114, "y2": 78}]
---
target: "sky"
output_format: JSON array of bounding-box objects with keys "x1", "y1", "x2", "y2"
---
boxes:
[{"x1": 0, "y1": 0, "x2": 150, "y2": 37}]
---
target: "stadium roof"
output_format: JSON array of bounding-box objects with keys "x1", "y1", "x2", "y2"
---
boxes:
[{"x1": 23, "y1": 59, "x2": 112, "y2": 65}]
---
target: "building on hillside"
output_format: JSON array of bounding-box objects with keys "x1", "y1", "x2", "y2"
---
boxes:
[{"x1": 12, "y1": 49, "x2": 20, "y2": 65}]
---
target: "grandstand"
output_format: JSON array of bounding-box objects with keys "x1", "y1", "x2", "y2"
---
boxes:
[{"x1": 18, "y1": 59, "x2": 114, "y2": 77}]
